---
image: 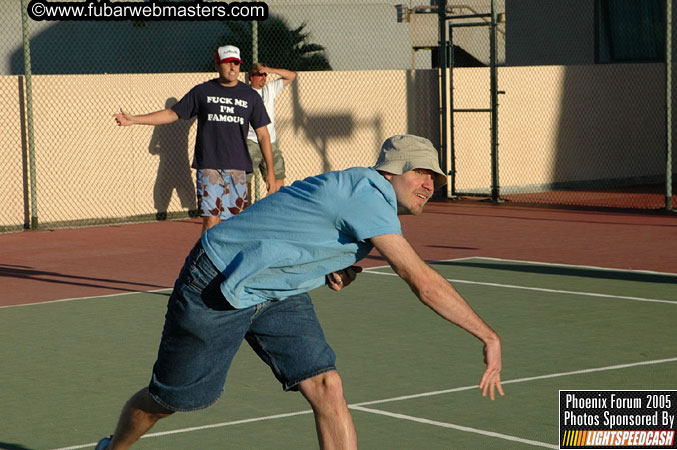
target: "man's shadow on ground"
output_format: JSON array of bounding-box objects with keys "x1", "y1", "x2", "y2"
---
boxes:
[
  {"x1": 0, "y1": 441, "x2": 36, "y2": 450},
  {"x1": 148, "y1": 98, "x2": 196, "y2": 220}
]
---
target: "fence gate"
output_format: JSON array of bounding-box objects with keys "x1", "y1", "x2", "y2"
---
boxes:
[{"x1": 439, "y1": 0, "x2": 504, "y2": 202}]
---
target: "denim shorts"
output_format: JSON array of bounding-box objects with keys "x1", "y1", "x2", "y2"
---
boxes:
[
  {"x1": 196, "y1": 169, "x2": 248, "y2": 220},
  {"x1": 148, "y1": 241, "x2": 336, "y2": 412}
]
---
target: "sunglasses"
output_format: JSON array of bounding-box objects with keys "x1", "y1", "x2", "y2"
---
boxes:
[{"x1": 251, "y1": 72, "x2": 267, "y2": 77}]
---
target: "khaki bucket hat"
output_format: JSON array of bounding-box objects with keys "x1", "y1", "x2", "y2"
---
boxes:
[{"x1": 374, "y1": 135, "x2": 447, "y2": 188}]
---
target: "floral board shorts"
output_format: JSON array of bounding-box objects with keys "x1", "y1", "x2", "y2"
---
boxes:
[{"x1": 196, "y1": 169, "x2": 248, "y2": 220}]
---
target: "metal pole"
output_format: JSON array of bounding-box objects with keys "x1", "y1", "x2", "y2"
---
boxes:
[
  {"x1": 410, "y1": 9, "x2": 416, "y2": 71},
  {"x1": 438, "y1": 0, "x2": 448, "y2": 197},
  {"x1": 489, "y1": 0, "x2": 500, "y2": 202},
  {"x1": 252, "y1": 21, "x2": 260, "y2": 202},
  {"x1": 448, "y1": 22, "x2": 456, "y2": 197},
  {"x1": 666, "y1": 0, "x2": 673, "y2": 210},
  {"x1": 20, "y1": 0, "x2": 38, "y2": 229},
  {"x1": 252, "y1": 21, "x2": 258, "y2": 63}
]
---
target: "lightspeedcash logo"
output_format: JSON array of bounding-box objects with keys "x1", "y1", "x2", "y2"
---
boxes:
[
  {"x1": 27, "y1": 0, "x2": 269, "y2": 22},
  {"x1": 560, "y1": 391, "x2": 677, "y2": 449},
  {"x1": 562, "y1": 430, "x2": 675, "y2": 447}
]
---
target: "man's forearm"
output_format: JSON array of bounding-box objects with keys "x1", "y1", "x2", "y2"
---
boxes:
[
  {"x1": 132, "y1": 109, "x2": 179, "y2": 125},
  {"x1": 416, "y1": 271, "x2": 499, "y2": 345},
  {"x1": 372, "y1": 233, "x2": 498, "y2": 345},
  {"x1": 267, "y1": 67, "x2": 296, "y2": 84}
]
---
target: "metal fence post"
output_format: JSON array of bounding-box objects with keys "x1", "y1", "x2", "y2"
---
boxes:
[
  {"x1": 489, "y1": 0, "x2": 500, "y2": 202},
  {"x1": 251, "y1": 20, "x2": 261, "y2": 203},
  {"x1": 666, "y1": 0, "x2": 673, "y2": 211},
  {"x1": 20, "y1": 0, "x2": 38, "y2": 229},
  {"x1": 448, "y1": 21, "x2": 456, "y2": 197},
  {"x1": 438, "y1": 0, "x2": 449, "y2": 198}
]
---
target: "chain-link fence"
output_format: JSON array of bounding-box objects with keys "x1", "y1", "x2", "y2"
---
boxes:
[
  {"x1": 445, "y1": 0, "x2": 675, "y2": 210},
  {"x1": 1, "y1": 0, "x2": 675, "y2": 232},
  {"x1": 1, "y1": 0, "x2": 436, "y2": 232}
]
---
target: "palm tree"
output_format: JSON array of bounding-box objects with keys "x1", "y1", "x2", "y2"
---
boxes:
[{"x1": 209, "y1": 16, "x2": 332, "y2": 72}]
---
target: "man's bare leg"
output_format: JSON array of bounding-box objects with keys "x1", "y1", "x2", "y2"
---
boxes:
[
  {"x1": 106, "y1": 387, "x2": 174, "y2": 450},
  {"x1": 299, "y1": 371, "x2": 357, "y2": 450}
]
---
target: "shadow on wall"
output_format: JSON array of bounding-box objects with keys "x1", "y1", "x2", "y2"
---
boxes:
[
  {"x1": 554, "y1": 64, "x2": 666, "y2": 190},
  {"x1": 286, "y1": 70, "x2": 440, "y2": 173},
  {"x1": 148, "y1": 98, "x2": 196, "y2": 220},
  {"x1": 10, "y1": 21, "x2": 225, "y2": 74},
  {"x1": 406, "y1": 69, "x2": 440, "y2": 144},
  {"x1": 289, "y1": 80, "x2": 355, "y2": 173}
]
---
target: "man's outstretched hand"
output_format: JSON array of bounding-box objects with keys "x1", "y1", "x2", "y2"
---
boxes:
[
  {"x1": 113, "y1": 109, "x2": 134, "y2": 126},
  {"x1": 479, "y1": 340, "x2": 504, "y2": 400}
]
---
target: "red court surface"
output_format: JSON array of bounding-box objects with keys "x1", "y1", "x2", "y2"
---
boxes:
[
  {"x1": 2, "y1": 200, "x2": 676, "y2": 307},
  {"x1": 501, "y1": 183, "x2": 675, "y2": 210}
]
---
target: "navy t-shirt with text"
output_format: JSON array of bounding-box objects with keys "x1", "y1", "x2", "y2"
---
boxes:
[{"x1": 171, "y1": 79, "x2": 270, "y2": 171}]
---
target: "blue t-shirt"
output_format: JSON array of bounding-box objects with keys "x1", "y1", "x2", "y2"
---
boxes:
[
  {"x1": 172, "y1": 79, "x2": 270, "y2": 171},
  {"x1": 201, "y1": 167, "x2": 402, "y2": 308}
]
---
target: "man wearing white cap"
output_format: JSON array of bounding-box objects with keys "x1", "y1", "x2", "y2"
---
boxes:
[
  {"x1": 113, "y1": 45, "x2": 278, "y2": 234},
  {"x1": 96, "y1": 135, "x2": 503, "y2": 450}
]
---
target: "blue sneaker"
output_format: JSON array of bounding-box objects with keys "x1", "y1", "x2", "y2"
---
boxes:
[{"x1": 95, "y1": 435, "x2": 112, "y2": 450}]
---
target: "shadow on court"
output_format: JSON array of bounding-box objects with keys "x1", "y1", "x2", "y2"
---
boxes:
[
  {"x1": 0, "y1": 442, "x2": 36, "y2": 450},
  {"x1": 427, "y1": 245, "x2": 480, "y2": 250},
  {"x1": 0, "y1": 264, "x2": 169, "y2": 293},
  {"x1": 435, "y1": 260, "x2": 677, "y2": 285},
  {"x1": 427, "y1": 207, "x2": 677, "y2": 228}
]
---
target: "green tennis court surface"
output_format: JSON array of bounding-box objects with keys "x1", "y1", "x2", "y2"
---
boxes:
[{"x1": 2, "y1": 258, "x2": 675, "y2": 450}]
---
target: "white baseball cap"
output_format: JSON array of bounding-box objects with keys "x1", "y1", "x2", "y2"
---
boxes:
[{"x1": 215, "y1": 45, "x2": 242, "y2": 64}]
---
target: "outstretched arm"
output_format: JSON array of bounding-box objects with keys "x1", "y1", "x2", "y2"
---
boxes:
[
  {"x1": 370, "y1": 233, "x2": 504, "y2": 400},
  {"x1": 259, "y1": 65, "x2": 297, "y2": 87},
  {"x1": 113, "y1": 108, "x2": 179, "y2": 126}
]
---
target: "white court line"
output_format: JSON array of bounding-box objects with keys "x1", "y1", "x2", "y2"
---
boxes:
[
  {"x1": 364, "y1": 255, "x2": 480, "y2": 272},
  {"x1": 50, "y1": 410, "x2": 316, "y2": 450},
  {"x1": 366, "y1": 256, "x2": 677, "y2": 277},
  {"x1": 50, "y1": 357, "x2": 677, "y2": 450},
  {"x1": 350, "y1": 405, "x2": 558, "y2": 449},
  {"x1": 0, "y1": 288, "x2": 172, "y2": 309},
  {"x1": 351, "y1": 357, "x2": 677, "y2": 407},
  {"x1": 363, "y1": 270, "x2": 677, "y2": 305},
  {"x1": 470, "y1": 256, "x2": 677, "y2": 277},
  {"x1": 11, "y1": 256, "x2": 673, "y2": 310}
]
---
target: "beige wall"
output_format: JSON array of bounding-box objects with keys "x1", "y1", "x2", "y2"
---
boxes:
[
  {"x1": 1, "y1": 64, "x2": 669, "y2": 229},
  {"x1": 451, "y1": 64, "x2": 666, "y2": 194},
  {"x1": 271, "y1": 69, "x2": 439, "y2": 182},
  {"x1": 1, "y1": 76, "x2": 25, "y2": 228},
  {"x1": 30, "y1": 73, "x2": 208, "y2": 225},
  {"x1": 1, "y1": 70, "x2": 437, "y2": 228}
]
